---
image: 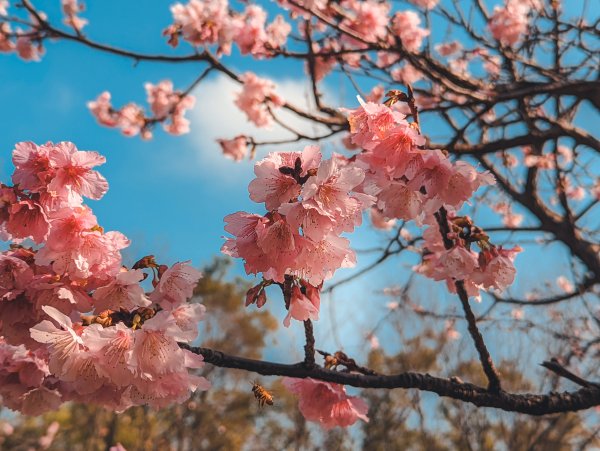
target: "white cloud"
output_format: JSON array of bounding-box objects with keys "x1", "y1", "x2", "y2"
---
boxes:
[{"x1": 184, "y1": 74, "x2": 333, "y2": 183}]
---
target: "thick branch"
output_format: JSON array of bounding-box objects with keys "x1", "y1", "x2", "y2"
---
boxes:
[{"x1": 182, "y1": 345, "x2": 600, "y2": 416}]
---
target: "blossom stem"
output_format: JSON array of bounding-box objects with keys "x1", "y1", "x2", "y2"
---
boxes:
[
  {"x1": 455, "y1": 280, "x2": 502, "y2": 393},
  {"x1": 303, "y1": 320, "x2": 316, "y2": 366},
  {"x1": 435, "y1": 207, "x2": 502, "y2": 393}
]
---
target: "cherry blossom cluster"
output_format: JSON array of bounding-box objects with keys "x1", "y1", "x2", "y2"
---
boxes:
[
  {"x1": 0, "y1": 6, "x2": 45, "y2": 62},
  {"x1": 222, "y1": 145, "x2": 373, "y2": 327},
  {"x1": 416, "y1": 218, "x2": 522, "y2": 301},
  {"x1": 235, "y1": 72, "x2": 285, "y2": 128},
  {"x1": 33, "y1": 0, "x2": 543, "y2": 145},
  {"x1": 221, "y1": 95, "x2": 521, "y2": 426},
  {"x1": 283, "y1": 377, "x2": 369, "y2": 429},
  {"x1": 87, "y1": 80, "x2": 195, "y2": 139},
  {"x1": 0, "y1": 141, "x2": 209, "y2": 414},
  {"x1": 347, "y1": 99, "x2": 495, "y2": 222},
  {"x1": 0, "y1": 1, "x2": 85, "y2": 60},
  {"x1": 61, "y1": 0, "x2": 87, "y2": 32},
  {"x1": 343, "y1": 98, "x2": 520, "y2": 297},
  {"x1": 489, "y1": 0, "x2": 541, "y2": 47},
  {"x1": 164, "y1": 0, "x2": 291, "y2": 57}
]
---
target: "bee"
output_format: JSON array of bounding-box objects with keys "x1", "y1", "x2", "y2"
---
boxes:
[{"x1": 251, "y1": 381, "x2": 274, "y2": 407}]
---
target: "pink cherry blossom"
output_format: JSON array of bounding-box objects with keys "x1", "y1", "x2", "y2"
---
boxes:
[
  {"x1": 222, "y1": 211, "x2": 264, "y2": 259},
  {"x1": 294, "y1": 234, "x2": 356, "y2": 285},
  {"x1": 266, "y1": 15, "x2": 291, "y2": 48},
  {"x1": 566, "y1": 185, "x2": 585, "y2": 201},
  {"x1": 235, "y1": 72, "x2": 284, "y2": 128},
  {"x1": 170, "y1": 303, "x2": 206, "y2": 341},
  {"x1": 83, "y1": 322, "x2": 136, "y2": 386},
  {"x1": 511, "y1": 308, "x2": 524, "y2": 320},
  {"x1": 145, "y1": 80, "x2": 178, "y2": 118},
  {"x1": 0, "y1": 23, "x2": 14, "y2": 53},
  {"x1": 341, "y1": 1, "x2": 390, "y2": 44},
  {"x1": 391, "y1": 11, "x2": 430, "y2": 53},
  {"x1": 87, "y1": 92, "x2": 120, "y2": 127},
  {"x1": 444, "y1": 320, "x2": 460, "y2": 340},
  {"x1": 93, "y1": 269, "x2": 151, "y2": 312},
  {"x1": 301, "y1": 157, "x2": 366, "y2": 217},
  {"x1": 19, "y1": 387, "x2": 62, "y2": 416},
  {"x1": 149, "y1": 261, "x2": 202, "y2": 307},
  {"x1": 435, "y1": 41, "x2": 462, "y2": 56},
  {"x1": 248, "y1": 146, "x2": 321, "y2": 210},
  {"x1": 472, "y1": 246, "x2": 521, "y2": 291},
  {"x1": 116, "y1": 103, "x2": 146, "y2": 137},
  {"x1": 218, "y1": 136, "x2": 248, "y2": 161},
  {"x1": 376, "y1": 180, "x2": 423, "y2": 221},
  {"x1": 15, "y1": 36, "x2": 43, "y2": 62},
  {"x1": 130, "y1": 311, "x2": 190, "y2": 378},
  {"x1": 30, "y1": 305, "x2": 85, "y2": 379},
  {"x1": 6, "y1": 199, "x2": 49, "y2": 243},
  {"x1": 283, "y1": 284, "x2": 320, "y2": 327},
  {"x1": 38, "y1": 421, "x2": 60, "y2": 449},
  {"x1": 434, "y1": 245, "x2": 479, "y2": 281},
  {"x1": 489, "y1": 0, "x2": 532, "y2": 47},
  {"x1": 283, "y1": 377, "x2": 369, "y2": 429},
  {"x1": 12, "y1": 141, "x2": 53, "y2": 192},
  {"x1": 557, "y1": 145, "x2": 573, "y2": 164},
  {"x1": 311, "y1": 42, "x2": 336, "y2": 81},
  {"x1": 233, "y1": 5, "x2": 268, "y2": 56},
  {"x1": 0, "y1": 254, "x2": 33, "y2": 301},
  {"x1": 62, "y1": 0, "x2": 87, "y2": 31},
  {"x1": 145, "y1": 80, "x2": 196, "y2": 135},
  {"x1": 169, "y1": 0, "x2": 228, "y2": 46},
  {"x1": 441, "y1": 161, "x2": 495, "y2": 208},
  {"x1": 47, "y1": 141, "x2": 108, "y2": 201}
]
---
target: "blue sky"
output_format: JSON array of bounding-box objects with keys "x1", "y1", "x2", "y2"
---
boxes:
[{"x1": 0, "y1": 0, "x2": 596, "y2": 375}]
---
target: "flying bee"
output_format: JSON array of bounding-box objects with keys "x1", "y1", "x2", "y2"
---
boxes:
[{"x1": 251, "y1": 381, "x2": 274, "y2": 407}]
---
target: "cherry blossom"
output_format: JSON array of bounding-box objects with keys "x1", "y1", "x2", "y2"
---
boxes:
[
  {"x1": 62, "y1": 0, "x2": 87, "y2": 31},
  {"x1": 149, "y1": 261, "x2": 203, "y2": 307},
  {"x1": 391, "y1": 11, "x2": 430, "y2": 53},
  {"x1": 283, "y1": 284, "x2": 320, "y2": 327},
  {"x1": 248, "y1": 146, "x2": 321, "y2": 210},
  {"x1": 92, "y1": 269, "x2": 151, "y2": 312},
  {"x1": 489, "y1": 0, "x2": 532, "y2": 46},
  {"x1": 283, "y1": 377, "x2": 369, "y2": 429},
  {"x1": 235, "y1": 72, "x2": 284, "y2": 128},
  {"x1": 168, "y1": 0, "x2": 228, "y2": 47},
  {"x1": 0, "y1": 141, "x2": 211, "y2": 414},
  {"x1": 218, "y1": 136, "x2": 248, "y2": 162},
  {"x1": 15, "y1": 36, "x2": 44, "y2": 62}
]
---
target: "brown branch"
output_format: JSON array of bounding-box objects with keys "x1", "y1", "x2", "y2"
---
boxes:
[
  {"x1": 181, "y1": 344, "x2": 600, "y2": 416},
  {"x1": 303, "y1": 320, "x2": 316, "y2": 366},
  {"x1": 434, "y1": 208, "x2": 502, "y2": 393},
  {"x1": 455, "y1": 280, "x2": 502, "y2": 393},
  {"x1": 542, "y1": 359, "x2": 600, "y2": 389}
]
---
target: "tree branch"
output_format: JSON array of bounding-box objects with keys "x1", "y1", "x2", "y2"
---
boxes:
[{"x1": 181, "y1": 344, "x2": 600, "y2": 416}]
